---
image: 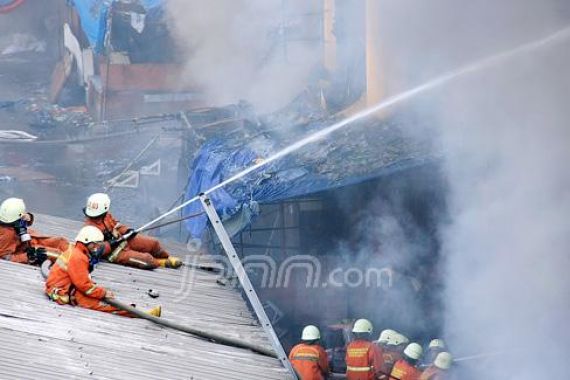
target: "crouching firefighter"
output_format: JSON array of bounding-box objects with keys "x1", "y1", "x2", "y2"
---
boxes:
[
  {"x1": 0, "y1": 198, "x2": 69, "y2": 265},
  {"x1": 83, "y1": 193, "x2": 182, "y2": 270},
  {"x1": 45, "y1": 226, "x2": 162, "y2": 317}
]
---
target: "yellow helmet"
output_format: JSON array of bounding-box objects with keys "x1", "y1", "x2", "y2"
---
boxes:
[
  {"x1": 352, "y1": 319, "x2": 373, "y2": 334},
  {"x1": 0, "y1": 198, "x2": 26, "y2": 223},
  {"x1": 301, "y1": 325, "x2": 321, "y2": 341},
  {"x1": 85, "y1": 193, "x2": 111, "y2": 217}
]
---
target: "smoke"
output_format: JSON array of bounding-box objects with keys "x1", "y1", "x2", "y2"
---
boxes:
[
  {"x1": 373, "y1": 0, "x2": 570, "y2": 378},
  {"x1": 164, "y1": 2, "x2": 570, "y2": 376},
  {"x1": 164, "y1": 0, "x2": 322, "y2": 112}
]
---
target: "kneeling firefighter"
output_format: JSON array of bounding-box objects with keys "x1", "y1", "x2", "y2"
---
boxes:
[
  {"x1": 0, "y1": 198, "x2": 69, "y2": 265},
  {"x1": 45, "y1": 225, "x2": 161, "y2": 317},
  {"x1": 83, "y1": 193, "x2": 182, "y2": 270}
]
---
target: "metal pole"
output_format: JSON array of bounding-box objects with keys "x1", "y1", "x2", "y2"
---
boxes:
[{"x1": 199, "y1": 195, "x2": 298, "y2": 380}]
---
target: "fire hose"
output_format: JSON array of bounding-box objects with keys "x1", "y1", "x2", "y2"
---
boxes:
[
  {"x1": 39, "y1": 260, "x2": 275, "y2": 358},
  {"x1": 0, "y1": 0, "x2": 25, "y2": 14}
]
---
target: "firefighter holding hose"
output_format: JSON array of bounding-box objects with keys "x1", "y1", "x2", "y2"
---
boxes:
[
  {"x1": 83, "y1": 193, "x2": 182, "y2": 270},
  {"x1": 45, "y1": 225, "x2": 161, "y2": 317}
]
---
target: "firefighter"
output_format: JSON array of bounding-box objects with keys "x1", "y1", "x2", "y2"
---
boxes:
[
  {"x1": 345, "y1": 319, "x2": 384, "y2": 380},
  {"x1": 390, "y1": 343, "x2": 423, "y2": 380},
  {"x1": 395, "y1": 333, "x2": 410, "y2": 353},
  {"x1": 420, "y1": 352, "x2": 452, "y2": 380},
  {"x1": 0, "y1": 198, "x2": 69, "y2": 264},
  {"x1": 422, "y1": 339, "x2": 446, "y2": 367},
  {"x1": 45, "y1": 226, "x2": 162, "y2": 317},
  {"x1": 377, "y1": 329, "x2": 402, "y2": 379},
  {"x1": 289, "y1": 325, "x2": 330, "y2": 380},
  {"x1": 83, "y1": 193, "x2": 182, "y2": 270}
]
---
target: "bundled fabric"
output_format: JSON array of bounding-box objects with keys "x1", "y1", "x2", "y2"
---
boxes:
[{"x1": 69, "y1": 0, "x2": 163, "y2": 51}]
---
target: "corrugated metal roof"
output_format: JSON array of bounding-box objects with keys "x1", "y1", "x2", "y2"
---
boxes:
[{"x1": 0, "y1": 214, "x2": 290, "y2": 379}]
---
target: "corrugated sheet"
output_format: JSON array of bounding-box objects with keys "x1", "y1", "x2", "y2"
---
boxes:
[{"x1": 0, "y1": 214, "x2": 290, "y2": 379}]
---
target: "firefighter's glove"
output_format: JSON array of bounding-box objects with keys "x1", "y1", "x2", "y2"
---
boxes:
[
  {"x1": 108, "y1": 237, "x2": 121, "y2": 250},
  {"x1": 26, "y1": 247, "x2": 47, "y2": 265},
  {"x1": 124, "y1": 229, "x2": 138, "y2": 241}
]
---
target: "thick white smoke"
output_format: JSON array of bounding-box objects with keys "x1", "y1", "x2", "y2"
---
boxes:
[
  {"x1": 374, "y1": 0, "x2": 570, "y2": 378},
  {"x1": 164, "y1": 1, "x2": 570, "y2": 377},
  {"x1": 165, "y1": 0, "x2": 321, "y2": 112},
  {"x1": 439, "y1": 45, "x2": 570, "y2": 378}
]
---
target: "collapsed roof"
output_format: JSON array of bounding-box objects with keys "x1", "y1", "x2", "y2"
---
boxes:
[{"x1": 182, "y1": 109, "x2": 437, "y2": 239}]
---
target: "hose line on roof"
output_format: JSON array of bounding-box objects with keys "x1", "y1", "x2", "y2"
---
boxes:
[{"x1": 39, "y1": 261, "x2": 276, "y2": 358}]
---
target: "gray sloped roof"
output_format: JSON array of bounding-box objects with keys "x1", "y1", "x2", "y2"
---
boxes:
[{"x1": 0, "y1": 214, "x2": 289, "y2": 380}]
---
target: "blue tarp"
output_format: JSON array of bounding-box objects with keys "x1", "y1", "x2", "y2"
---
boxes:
[
  {"x1": 71, "y1": 0, "x2": 163, "y2": 51},
  {"x1": 183, "y1": 136, "x2": 431, "y2": 239}
]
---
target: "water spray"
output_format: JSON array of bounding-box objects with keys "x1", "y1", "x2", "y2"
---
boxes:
[{"x1": 134, "y1": 26, "x2": 570, "y2": 234}]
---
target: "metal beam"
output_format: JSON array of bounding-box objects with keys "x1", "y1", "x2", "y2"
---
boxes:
[{"x1": 199, "y1": 195, "x2": 298, "y2": 380}]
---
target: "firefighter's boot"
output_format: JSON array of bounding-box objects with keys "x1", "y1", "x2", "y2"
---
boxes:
[
  {"x1": 157, "y1": 257, "x2": 183, "y2": 269},
  {"x1": 146, "y1": 305, "x2": 162, "y2": 317}
]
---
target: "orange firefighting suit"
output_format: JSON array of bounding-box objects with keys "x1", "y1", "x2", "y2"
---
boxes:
[
  {"x1": 45, "y1": 243, "x2": 130, "y2": 316},
  {"x1": 390, "y1": 359, "x2": 422, "y2": 380},
  {"x1": 379, "y1": 347, "x2": 403, "y2": 379},
  {"x1": 345, "y1": 340, "x2": 384, "y2": 380},
  {"x1": 0, "y1": 215, "x2": 69, "y2": 264},
  {"x1": 289, "y1": 342, "x2": 330, "y2": 380},
  {"x1": 419, "y1": 366, "x2": 446, "y2": 380},
  {"x1": 84, "y1": 212, "x2": 169, "y2": 269}
]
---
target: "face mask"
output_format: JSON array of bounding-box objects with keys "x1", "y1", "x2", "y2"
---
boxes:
[
  {"x1": 88, "y1": 243, "x2": 105, "y2": 272},
  {"x1": 14, "y1": 219, "x2": 31, "y2": 243},
  {"x1": 90, "y1": 243, "x2": 105, "y2": 259}
]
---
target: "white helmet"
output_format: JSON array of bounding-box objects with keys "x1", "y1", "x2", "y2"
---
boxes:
[
  {"x1": 429, "y1": 339, "x2": 446, "y2": 350},
  {"x1": 352, "y1": 319, "x2": 373, "y2": 334},
  {"x1": 378, "y1": 329, "x2": 397, "y2": 344},
  {"x1": 393, "y1": 333, "x2": 409, "y2": 346},
  {"x1": 301, "y1": 325, "x2": 321, "y2": 341},
  {"x1": 75, "y1": 226, "x2": 105, "y2": 244},
  {"x1": 0, "y1": 198, "x2": 26, "y2": 224},
  {"x1": 403, "y1": 343, "x2": 423, "y2": 360},
  {"x1": 434, "y1": 352, "x2": 453, "y2": 370},
  {"x1": 85, "y1": 193, "x2": 111, "y2": 217}
]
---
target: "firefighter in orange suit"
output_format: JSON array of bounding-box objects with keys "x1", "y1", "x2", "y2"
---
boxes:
[
  {"x1": 0, "y1": 198, "x2": 69, "y2": 264},
  {"x1": 345, "y1": 319, "x2": 384, "y2": 380},
  {"x1": 391, "y1": 343, "x2": 423, "y2": 380},
  {"x1": 83, "y1": 193, "x2": 182, "y2": 270},
  {"x1": 45, "y1": 225, "x2": 161, "y2": 317},
  {"x1": 420, "y1": 352, "x2": 452, "y2": 380},
  {"x1": 422, "y1": 339, "x2": 446, "y2": 368},
  {"x1": 377, "y1": 329, "x2": 403, "y2": 378},
  {"x1": 289, "y1": 325, "x2": 330, "y2": 380}
]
